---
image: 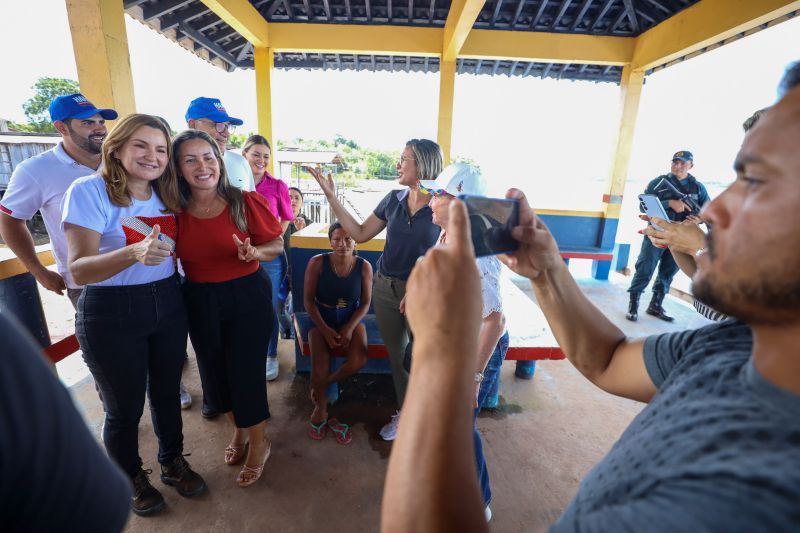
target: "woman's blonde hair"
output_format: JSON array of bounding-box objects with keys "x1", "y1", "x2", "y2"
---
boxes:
[
  {"x1": 163, "y1": 129, "x2": 248, "y2": 233},
  {"x1": 241, "y1": 134, "x2": 271, "y2": 155},
  {"x1": 406, "y1": 139, "x2": 443, "y2": 182},
  {"x1": 100, "y1": 114, "x2": 175, "y2": 208}
]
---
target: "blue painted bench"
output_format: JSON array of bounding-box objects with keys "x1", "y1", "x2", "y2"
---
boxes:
[
  {"x1": 538, "y1": 210, "x2": 629, "y2": 279},
  {"x1": 288, "y1": 224, "x2": 565, "y2": 403}
]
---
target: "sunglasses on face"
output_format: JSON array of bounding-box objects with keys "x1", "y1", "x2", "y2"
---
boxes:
[{"x1": 418, "y1": 183, "x2": 446, "y2": 196}]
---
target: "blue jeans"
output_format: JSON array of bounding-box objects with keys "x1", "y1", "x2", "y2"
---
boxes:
[
  {"x1": 260, "y1": 253, "x2": 287, "y2": 357},
  {"x1": 628, "y1": 236, "x2": 679, "y2": 295},
  {"x1": 277, "y1": 279, "x2": 293, "y2": 337},
  {"x1": 474, "y1": 331, "x2": 510, "y2": 507}
]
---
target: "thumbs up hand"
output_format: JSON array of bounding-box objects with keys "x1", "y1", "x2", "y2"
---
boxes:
[
  {"x1": 233, "y1": 234, "x2": 259, "y2": 262},
  {"x1": 133, "y1": 224, "x2": 172, "y2": 266}
]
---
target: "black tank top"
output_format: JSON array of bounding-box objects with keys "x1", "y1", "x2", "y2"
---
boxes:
[{"x1": 316, "y1": 254, "x2": 364, "y2": 308}]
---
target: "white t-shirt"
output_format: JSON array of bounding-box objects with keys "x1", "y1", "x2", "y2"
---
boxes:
[
  {"x1": 477, "y1": 255, "x2": 503, "y2": 319},
  {"x1": 224, "y1": 150, "x2": 255, "y2": 191},
  {"x1": 437, "y1": 229, "x2": 503, "y2": 318},
  {"x1": 61, "y1": 175, "x2": 177, "y2": 287},
  {"x1": 0, "y1": 143, "x2": 97, "y2": 289}
]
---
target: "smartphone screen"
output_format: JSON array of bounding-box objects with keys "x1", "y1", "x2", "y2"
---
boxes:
[
  {"x1": 458, "y1": 195, "x2": 520, "y2": 257},
  {"x1": 638, "y1": 194, "x2": 669, "y2": 231}
]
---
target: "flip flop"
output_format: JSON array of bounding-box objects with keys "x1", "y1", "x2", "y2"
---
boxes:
[
  {"x1": 328, "y1": 418, "x2": 352, "y2": 445},
  {"x1": 309, "y1": 419, "x2": 328, "y2": 440},
  {"x1": 236, "y1": 439, "x2": 271, "y2": 488},
  {"x1": 224, "y1": 441, "x2": 248, "y2": 465}
]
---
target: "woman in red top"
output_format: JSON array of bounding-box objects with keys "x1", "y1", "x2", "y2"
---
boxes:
[{"x1": 163, "y1": 130, "x2": 284, "y2": 488}]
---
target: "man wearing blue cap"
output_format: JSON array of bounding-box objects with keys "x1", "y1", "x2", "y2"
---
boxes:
[
  {"x1": 186, "y1": 97, "x2": 254, "y2": 192},
  {"x1": 625, "y1": 151, "x2": 710, "y2": 322},
  {"x1": 0, "y1": 93, "x2": 117, "y2": 308}
]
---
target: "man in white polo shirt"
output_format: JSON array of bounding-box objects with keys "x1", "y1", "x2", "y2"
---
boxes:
[
  {"x1": 0, "y1": 93, "x2": 117, "y2": 309},
  {"x1": 185, "y1": 97, "x2": 254, "y2": 191}
]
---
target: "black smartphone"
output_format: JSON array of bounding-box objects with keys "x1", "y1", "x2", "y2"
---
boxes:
[{"x1": 458, "y1": 194, "x2": 520, "y2": 257}]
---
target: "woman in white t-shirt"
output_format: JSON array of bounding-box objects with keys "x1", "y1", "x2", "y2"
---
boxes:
[
  {"x1": 420, "y1": 164, "x2": 509, "y2": 521},
  {"x1": 62, "y1": 114, "x2": 206, "y2": 518}
]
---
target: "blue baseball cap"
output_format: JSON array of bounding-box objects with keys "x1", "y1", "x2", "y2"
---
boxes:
[
  {"x1": 672, "y1": 150, "x2": 694, "y2": 162},
  {"x1": 185, "y1": 97, "x2": 243, "y2": 126},
  {"x1": 48, "y1": 93, "x2": 118, "y2": 122}
]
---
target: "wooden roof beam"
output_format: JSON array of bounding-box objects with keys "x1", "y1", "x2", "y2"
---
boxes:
[
  {"x1": 460, "y1": 28, "x2": 634, "y2": 64},
  {"x1": 269, "y1": 23, "x2": 441, "y2": 55},
  {"x1": 621, "y1": 0, "x2": 639, "y2": 33},
  {"x1": 179, "y1": 21, "x2": 238, "y2": 69},
  {"x1": 442, "y1": 0, "x2": 486, "y2": 61},
  {"x1": 143, "y1": 0, "x2": 194, "y2": 22},
  {"x1": 199, "y1": 0, "x2": 271, "y2": 47},
  {"x1": 632, "y1": 0, "x2": 800, "y2": 71}
]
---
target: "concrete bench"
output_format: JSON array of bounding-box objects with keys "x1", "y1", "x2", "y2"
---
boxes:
[
  {"x1": 538, "y1": 210, "x2": 630, "y2": 280},
  {"x1": 289, "y1": 224, "x2": 565, "y2": 403},
  {"x1": 558, "y1": 243, "x2": 631, "y2": 279},
  {"x1": 293, "y1": 272, "x2": 564, "y2": 367}
]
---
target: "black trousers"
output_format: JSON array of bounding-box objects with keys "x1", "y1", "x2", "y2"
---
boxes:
[
  {"x1": 76, "y1": 275, "x2": 187, "y2": 478},
  {"x1": 183, "y1": 269, "x2": 273, "y2": 428}
]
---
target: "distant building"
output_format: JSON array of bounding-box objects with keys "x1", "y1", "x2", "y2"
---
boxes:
[
  {"x1": 0, "y1": 132, "x2": 60, "y2": 194},
  {"x1": 274, "y1": 149, "x2": 346, "y2": 183}
]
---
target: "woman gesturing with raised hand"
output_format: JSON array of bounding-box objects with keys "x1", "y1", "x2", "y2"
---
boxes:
[{"x1": 306, "y1": 139, "x2": 442, "y2": 441}]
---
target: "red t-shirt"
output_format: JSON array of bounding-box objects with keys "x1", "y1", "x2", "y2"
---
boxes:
[{"x1": 177, "y1": 192, "x2": 283, "y2": 283}]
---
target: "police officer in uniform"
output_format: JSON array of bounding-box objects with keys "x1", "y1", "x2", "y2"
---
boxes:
[{"x1": 626, "y1": 151, "x2": 710, "y2": 322}]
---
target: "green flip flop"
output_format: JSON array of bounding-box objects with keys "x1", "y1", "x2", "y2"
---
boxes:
[{"x1": 328, "y1": 418, "x2": 352, "y2": 445}]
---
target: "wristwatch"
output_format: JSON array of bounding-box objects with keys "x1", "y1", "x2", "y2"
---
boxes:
[{"x1": 474, "y1": 372, "x2": 485, "y2": 383}]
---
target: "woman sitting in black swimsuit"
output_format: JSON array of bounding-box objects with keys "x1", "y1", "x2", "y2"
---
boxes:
[{"x1": 304, "y1": 222, "x2": 373, "y2": 444}]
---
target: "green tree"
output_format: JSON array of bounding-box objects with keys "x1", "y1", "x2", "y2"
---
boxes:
[
  {"x1": 21, "y1": 77, "x2": 80, "y2": 132},
  {"x1": 365, "y1": 150, "x2": 398, "y2": 179},
  {"x1": 334, "y1": 134, "x2": 359, "y2": 150},
  {"x1": 228, "y1": 132, "x2": 249, "y2": 149}
]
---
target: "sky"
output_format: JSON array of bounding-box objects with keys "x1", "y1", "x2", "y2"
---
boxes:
[{"x1": 1, "y1": 1, "x2": 798, "y2": 211}]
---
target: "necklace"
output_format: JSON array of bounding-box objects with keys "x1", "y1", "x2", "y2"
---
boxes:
[
  {"x1": 194, "y1": 197, "x2": 218, "y2": 215},
  {"x1": 332, "y1": 256, "x2": 355, "y2": 278}
]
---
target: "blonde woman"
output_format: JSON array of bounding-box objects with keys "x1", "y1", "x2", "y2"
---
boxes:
[
  {"x1": 62, "y1": 114, "x2": 206, "y2": 517},
  {"x1": 308, "y1": 139, "x2": 442, "y2": 440}
]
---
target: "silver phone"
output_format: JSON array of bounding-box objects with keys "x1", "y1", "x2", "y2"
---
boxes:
[{"x1": 638, "y1": 194, "x2": 669, "y2": 231}]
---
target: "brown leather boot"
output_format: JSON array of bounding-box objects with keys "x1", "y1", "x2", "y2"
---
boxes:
[
  {"x1": 160, "y1": 455, "x2": 207, "y2": 497},
  {"x1": 131, "y1": 469, "x2": 165, "y2": 517}
]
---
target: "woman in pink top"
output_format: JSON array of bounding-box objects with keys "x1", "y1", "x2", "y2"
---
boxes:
[{"x1": 242, "y1": 135, "x2": 293, "y2": 381}]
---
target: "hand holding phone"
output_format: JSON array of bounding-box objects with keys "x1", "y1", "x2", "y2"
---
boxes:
[
  {"x1": 458, "y1": 194, "x2": 520, "y2": 257},
  {"x1": 638, "y1": 194, "x2": 670, "y2": 231}
]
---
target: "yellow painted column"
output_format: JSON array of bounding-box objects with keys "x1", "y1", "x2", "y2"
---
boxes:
[
  {"x1": 437, "y1": 59, "x2": 456, "y2": 166},
  {"x1": 65, "y1": 0, "x2": 136, "y2": 119},
  {"x1": 254, "y1": 46, "x2": 275, "y2": 175},
  {"x1": 603, "y1": 65, "x2": 645, "y2": 219}
]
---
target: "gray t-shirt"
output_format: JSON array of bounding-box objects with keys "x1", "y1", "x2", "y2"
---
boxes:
[{"x1": 552, "y1": 320, "x2": 800, "y2": 532}]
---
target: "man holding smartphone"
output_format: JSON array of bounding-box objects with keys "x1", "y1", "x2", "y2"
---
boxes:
[
  {"x1": 383, "y1": 58, "x2": 800, "y2": 533},
  {"x1": 625, "y1": 151, "x2": 710, "y2": 322}
]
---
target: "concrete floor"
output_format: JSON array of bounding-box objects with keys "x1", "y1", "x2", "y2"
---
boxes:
[{"x1": 56, "y1": 266, "x2": 711, "y2": 533}]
